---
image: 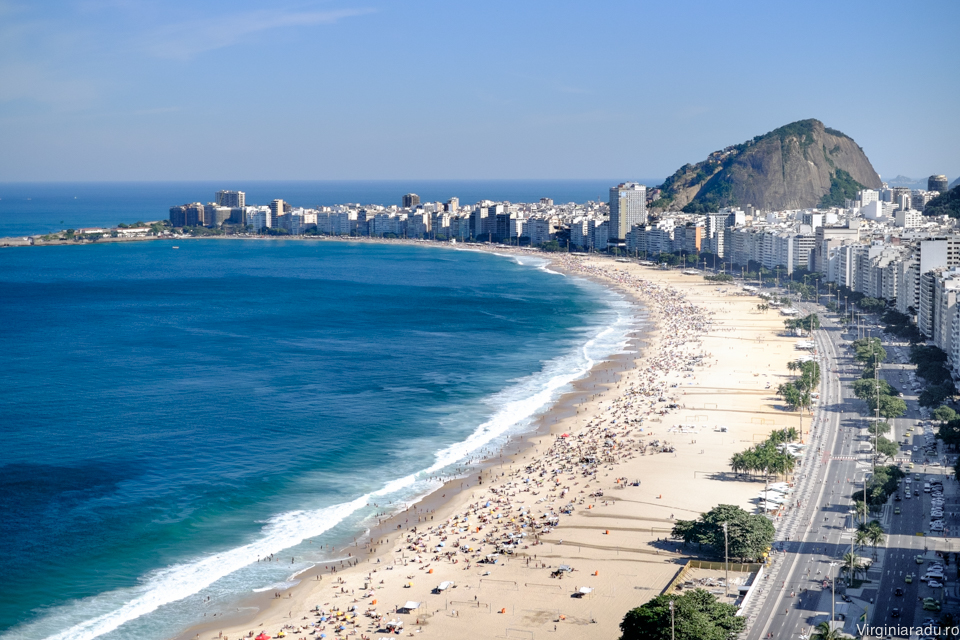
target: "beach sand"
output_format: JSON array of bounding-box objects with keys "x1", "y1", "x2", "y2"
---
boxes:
[{"x1": 176, "y1": 251, "x2": 801, "y2": 640}]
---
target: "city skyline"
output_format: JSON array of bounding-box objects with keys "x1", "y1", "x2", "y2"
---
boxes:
[{"x1": 1, "y1": 0, "x2": 957, "y2": 182}]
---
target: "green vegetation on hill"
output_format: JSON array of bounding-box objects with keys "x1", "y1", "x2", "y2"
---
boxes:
[
  {"x1": 924, "y1": 186, "x2": 960, "y2": 219},
  {"x1": 682, "y1": 172, "x2": 736, "y2": 213},
  {"x1": 819, "y1": 168, "x2": 865, "y2": 207}
]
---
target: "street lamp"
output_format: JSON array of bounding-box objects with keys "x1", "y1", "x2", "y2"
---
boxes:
[
  {"x1": 722, "y1": 522, "x2": 730, "y2": 599},
  {"x1": 669, "y1": 600, "x2": 675, "y2": 640},
  {"x1": 829, "y1": 562, "x2": 838, "y2": 626}
]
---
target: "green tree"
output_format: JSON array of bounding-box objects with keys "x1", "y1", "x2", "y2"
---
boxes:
[
  {"x1": 938, "y1": 419, "x2": 960, "y2": 449},
  {"x1": 875, "y1": 436, "x2": 899, "y2": 460},
  {"x1": 933, "y1": 406, "x2": 958, "y2": 423},
  {"x1": 852, "y1": 378, "x2": 898, "y2": 400},
  {"x1": 671, "y1": 504, "x2": 775, "y2": 562},
  {"x1": 811, "y1": 620, "x2": 844, "y2": 640},
  {"x1": 866, "y1": 520, "x2": 885, "y2": 558},
  {"x1": 919, "y1": 382, "x2": 956, "y2": 408},
  {"x1": 619, "y1": 589, "x2": 746, "y2": 640},
  {"x1": 842, "y1": 551, "x2": 865, "y2": 583},
  {"x1": 866, "y1": 394, "x2": 907, "y2": 420},
  {"x1": 853, "y1": 338, "x2": 886, "y2": 365},
  {"x1": 865, "y1": 421, "x2": 891, "y2": 437}
]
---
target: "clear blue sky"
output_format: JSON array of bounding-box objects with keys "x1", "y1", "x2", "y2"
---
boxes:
[{"x1": 1, "y1": 0, "x2": 957, "y2": 183}]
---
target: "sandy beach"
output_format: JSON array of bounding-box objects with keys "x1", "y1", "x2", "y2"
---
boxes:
[{"x1": 175, "y1": 249, "x2": 801, "y2": 640}]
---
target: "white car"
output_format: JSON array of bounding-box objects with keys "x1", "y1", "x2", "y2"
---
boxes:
[{"x1": 928, "y1": 580, "x2": 944, "y2": 588}]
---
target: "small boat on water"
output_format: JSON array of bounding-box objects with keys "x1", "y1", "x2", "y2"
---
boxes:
[{"x1": 172, "y1": 246, "x2": 179, "y2": 249}]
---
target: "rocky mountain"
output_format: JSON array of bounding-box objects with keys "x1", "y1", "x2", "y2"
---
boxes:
[
  {"x1": 652, "y1": 119, "x2": 882, "y2": 212},
  {"x1": 951, "y1": 176, "x2": 960, "y2": 190}
]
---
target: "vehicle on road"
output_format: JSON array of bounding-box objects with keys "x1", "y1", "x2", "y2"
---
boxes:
[
  {"x1": 894, "y1": 587, "x2": 904, "y2": 596},
  {"x1": 906, "y1": 574, "x2": 914, "y2": 583},
  {"x1": 891, "y1": 608, "x2": 900, "y2": 617},
  {"x1": 923, "y1": 598, "x2": 941, "y2": 611},
  {"x1": 894, "y1": 506, "x2": 901, "y2": 514}
]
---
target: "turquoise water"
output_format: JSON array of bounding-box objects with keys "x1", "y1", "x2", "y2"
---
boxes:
[{"x1": 0, "y1": 239, "x2": 633, "y2": 640}]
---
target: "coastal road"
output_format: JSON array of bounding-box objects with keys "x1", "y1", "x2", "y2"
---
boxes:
[
  {"x1": 748, "y1": 310, "x2": 955, "y2": 639},
  {"x1": 747, "y1": 307, "x2": 866, "y2": 639}
]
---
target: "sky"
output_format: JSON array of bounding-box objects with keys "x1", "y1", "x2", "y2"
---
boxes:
[{"x1": 1, "y1": 0, "x2": 958, "y2": 183}]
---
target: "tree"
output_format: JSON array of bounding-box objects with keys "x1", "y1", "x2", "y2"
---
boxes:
[
  {"x1": 866, "y1": 520, "x2": 885, "y2": 558},
  {"x1": 619, "y1": 589, "x2": 746, "y2": 640},
  {"x1": 919, "y1": 382, "x2": 956, "y2": 408},
  {"x1": 939, "y1": 419, "x2": 960, "y2": 449},
  {"x1": 852, "y1": 499, "x2": 868, "y2": 525},
  {"x1": 671, "y1": 504, "x2": 775, "y2": 563},
  {"x1": 866, "y1": 394, "x2": 907, "y2": 420},
  {"x1": 852, "y1": 378, "x2": 899, "y2": 400},
  {"x1": 865, "y1": 421, "x2": 891, "y2": 437},
  {"x1": 933, "y1": 406, "x2": 958, "y2": 423},
  {"x1": 842, "y1": 552, "x2": 865, "y2": 583},
  {"x1": 875, "y1": 436, "x2": 899, "y2": 461},
  {"x1": 811, "y1": 621, "x2": 844, "y2": 640},
  {"x1": 853, "y1": 338, "x2": 886, "y2": 365}
]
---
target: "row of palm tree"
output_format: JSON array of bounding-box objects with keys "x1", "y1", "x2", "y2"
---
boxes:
[{"x1": 730, "y1": 444, "x2": 797, "y2": 477}]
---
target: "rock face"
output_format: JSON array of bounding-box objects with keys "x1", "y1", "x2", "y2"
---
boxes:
[{"x1": 655, "y1": 119, "x2": 882, "y2": 212}]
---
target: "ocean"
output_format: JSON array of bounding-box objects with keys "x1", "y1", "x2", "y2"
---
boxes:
[
  {"x1": 0, "y1": 180, "x2": 661, "y2": 238},
  {"x1": 0, "y1": 237, "x2": 635, "y2": 640}
]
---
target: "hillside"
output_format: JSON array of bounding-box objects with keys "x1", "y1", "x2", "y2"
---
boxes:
[
  {"x1": 924, "y1": 185, "x2": 960, "y2": 218},
  {"x1": 652, "y1": 119, "x2": 882, "y2": 212}
]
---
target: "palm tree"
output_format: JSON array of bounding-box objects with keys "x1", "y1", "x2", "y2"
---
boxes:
[
  {"x1": 866, "y1": 521, "x2": 885, "y2": 559},
  {"x1": 811, "y1": 621, "x2": 844, "y2": 640},
  {"x1": 855, "y1": 525, "x2": 869, "y2": 553},
  {"x1": 853, "y1": 499, "x2": 868, "y2": 524},
  {"x1": 843, "y1": 552, "x2": 865, "y2": 583}
]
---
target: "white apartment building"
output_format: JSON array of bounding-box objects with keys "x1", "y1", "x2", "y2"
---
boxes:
[{"x1": 895, "y1": 209, "x2": 925, "y2": 228}]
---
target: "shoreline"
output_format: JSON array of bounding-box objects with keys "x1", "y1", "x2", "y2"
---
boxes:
[{"x1": 171, "y1": 246, "x2": 651, "y2": 640}]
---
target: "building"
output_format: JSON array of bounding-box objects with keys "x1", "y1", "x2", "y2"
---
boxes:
[
  {"x1": 206, "y1": 205, "x2": 232, "y2": 227},
  {"x1": 216, "y1": 190, "x2": 246, "y2": 208},
  {"x1": 270, "y1": 199, "x2": 285, "y2": 221},
  {"x1": 445, "y1": 197, "x2": 459, "y2": 213},
  {"x1": 526, "y1": 217, "x2": 557, "y2": 246},
  {"x1": 246, "y1": 206, "x2": 272, "y2": 231},
  {"x1": 402, "y1": 193, "x2": 420, "y2": 208},
  {"x1": 608, "y1": 183, "x2": 647, "y2": 246},
  {"x1": 169, "y1": 203, "x2": 205, "y2": 227},
  {"x1": 895, "y1": 209, "x2": 924, "y2": 228},
  {"x1": 929, "y1": 175, "x2": 949, "y2": 193}
]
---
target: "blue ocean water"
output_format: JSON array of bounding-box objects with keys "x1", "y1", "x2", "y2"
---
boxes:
[
  {"x1": 0, "y1": 180, "x2": 661, "y2": 238},
  {"x1": 0, "y1": 239, "x2": 633, "y2": 640}
]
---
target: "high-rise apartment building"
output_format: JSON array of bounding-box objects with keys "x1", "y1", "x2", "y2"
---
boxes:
[
  {"x1": 169, "y1": 203, "x2": 205, "y2": 227},
  {"x1": 608, "y1": 182, "x2": 647, "y2": 245},
  {"x1": 445, "y1": 197, "x2": 459, "y2": 213},
  {"x1": 402, "y1": 193, "x2": 420, "y2": 208},
  {"x1": 216, "y1": 190, "x2": 246, "y2": 208},
  {"x1": 270, "y1": 199, "x2": 285, "y2": 221},
  {"x1": 929, "y1": 175, "x2": 949, "y2": 193}
]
